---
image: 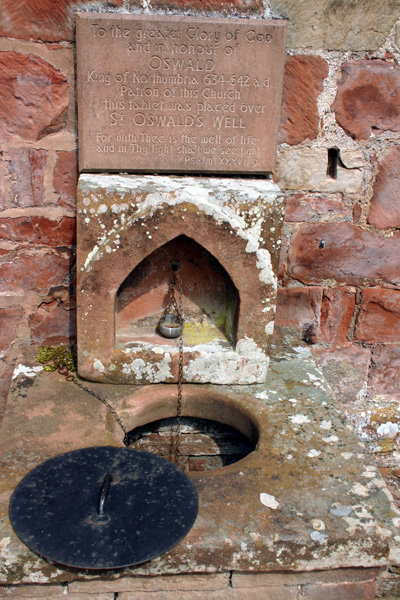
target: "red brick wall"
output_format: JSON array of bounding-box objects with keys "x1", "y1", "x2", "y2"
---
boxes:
[{"x1": 0, "y1": 0, "x2": 399, "y2": 415}]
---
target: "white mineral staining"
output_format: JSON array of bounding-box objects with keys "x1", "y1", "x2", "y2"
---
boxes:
[
  {"x1": 12, "y1": 365, "x2": 43, "y2": 379},
  {"x1": 311, "y1": 519, "x2": 325, "y2": 531},
  {"x1": 122, "y1": 354, "x2": 172, "y2": 383},
  {"x1": 308, "y1": 449, "x2": 321, "y2": 458},
  {"x1": 83, "y1": 244, "x2": 99, "y2": 269},
  {"x1": 330, "y1": 504, "x2": 352, "y2": 517},
  {"x1": 93, "y1": 359, "x2": 105, "y2": 373},
  {"x1": 255, "y1": 391, "x2": 269, "y2": 400},
  {"x1": 377, "y1": 422, "x2": 399, "y2": 438},
  {"x1": 289, "y1": 414, "x2": 311, "y2": 425},
  {"x1": 320, "y1": 420, "x2": 332, "y2": 430},
  {"x1": 260, "y1": 493, "x2": 279, "y2": 509},
  {"x1": 98, "y1": 204, "x2": 107, "y2": 214},
  {"x1": 350, "y1": 482, "x2": 370, "y2": 497},
  {"x1": 265, "y1": 321, "x2": 274, "y2": 335},
  {"x1": 310, "y1": 531, "x2": 327, "y2": 544},
  {"x1": 322, "y1": 435, "x2": 339, "y2": 443},
  {"x1": 341, "y1": 452, "x2": 353, "y2": 460}
]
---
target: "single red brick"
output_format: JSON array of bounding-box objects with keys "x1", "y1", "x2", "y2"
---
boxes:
[
  {"x1": 0, "y1": 0, "x2": 126, "y2": 42},
  {"x1": 30, "y1": 300, "x2": 76, "y2": 345},
  {"x1": 0, "y1": 306, "x2": 23, "y2": 356},
  {"x1": 287, "y1": 222, "x2": 400, "y2": 286},
  {"x1": 319, "y1": 287, "x2": 355, "y2": 345},
  {"x1": 6, "y1": 149, "x2": 48, "y2": 207},
  {"x1": 355, "y1": 288, "x2": 400, "y2": 343},
  {"x1": 332, "y1": 60, "x2": 400, "y2": 140},
  {"x1": 0, "y1": 216, "x2": 75, "y2": 247},
  {"x1": 284, "y1": 194, "x2": 352, "y2": 223},
  {"x1": 279, "y1": 55, "x2": 328, "y2": 145},
  {"x1": 0, "y1": 250, "x2": 72, "y2": 294},
  {"x1": 0, "y1": 52, "x2": 68, "y2": 142},
  {"x1": 53, "y1": 150, "x2": 78, "y2": 210},
  {"x1": 368, "y1": 146, "x2": 400, "y2": 229},
  {"x1": 275, "y1": 286, "x2": 323, "y2": 342}
]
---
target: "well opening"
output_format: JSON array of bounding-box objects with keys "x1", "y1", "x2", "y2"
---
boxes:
[
  {"x1": 115, "y1": 234, "x2": 239, "y2": 349},
  {"x1": 126, "y1": 416, "x2": 256, "y2": 472}
]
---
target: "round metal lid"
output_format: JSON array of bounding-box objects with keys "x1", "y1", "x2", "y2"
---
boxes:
[{"x1": 9, "y1": 447, "x2": 198, "y2": 570}]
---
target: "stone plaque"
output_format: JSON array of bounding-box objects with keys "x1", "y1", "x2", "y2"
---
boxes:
[{"x1": 76, "y1": 14, "x2": 287, "y2": 174}]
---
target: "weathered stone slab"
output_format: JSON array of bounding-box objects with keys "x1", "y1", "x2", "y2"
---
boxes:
[
  {"x1": 76, "y1": 14, "x2": 287, "y2": 174},
  {"x1": 1, "y1": 344, "x2": 400, "y2": 584}
]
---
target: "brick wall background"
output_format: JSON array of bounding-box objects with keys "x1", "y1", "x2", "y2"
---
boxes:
[{"x1": 0, "y1": 0, "x2": 399, "y2": 469}]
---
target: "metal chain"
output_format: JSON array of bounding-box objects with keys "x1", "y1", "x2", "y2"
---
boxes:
[
  {"x1": 170, "y1": 272, "x2": 184, "y2": 465},
  {"x1": 57, "y1": 365, "x2": 130, "y2": 446}
]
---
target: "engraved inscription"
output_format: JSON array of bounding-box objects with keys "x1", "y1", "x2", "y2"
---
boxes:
[{"x1": 76, "y1": 15, "x2": 287, "y2": 173}]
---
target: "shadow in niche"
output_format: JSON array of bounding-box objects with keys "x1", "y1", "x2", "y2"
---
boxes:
[
  {"x1": 126, "y1": 416, "x2": 255, "y2": 472},
  {"x1": 115, "y1": 235, "x2": 239, "y2": 348}
]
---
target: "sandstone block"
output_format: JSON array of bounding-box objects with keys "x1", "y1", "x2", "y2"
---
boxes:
[
  {"x1": 0, "y1": 361, "x2": 14, "y2": 418},
  {"x1": 368, "y1": 146, "x2": 400, "y2": 229},
  {"x1": 0, "y1": 250, "x2": 72, "y2": 293},
  {"x1": 319, "y1": 287, "x2": 355, "y2": 345},
  {"x1": 287, "y1": 223, "x2": 400, "y2": 286},
  {"x1": 0, "y1": 52, "x2": 68, "y2": 142},
  {"x1": 302, "y1": 580, "x2": 376, "y2": 600},
  {"x1": 268, "y1": 0, "x2": 399, "y2": 50},
  {"x1": 0, "y1": 0, "x2": 125, "y2": 42},
  {"x1": 313, "y1": 344, "x2": 371, "y2": 404},
  {"x1": 69, "y1": 574, "x2": 229, "y2": 593},
  {"x1": 232, "y1": 568, "x2": 380, "y2": 587},
  {"x1": 0, "y1": 216, "x2": 75, "y2": 247},
  {"x1": 278, "y1": 55, "x2": 328, "y2": 145},
  {"x1": 118, "y1": 588, "x2": 297, "y2": 600},
  {"x1": 369, "y1": 344, "x2": 400, "y2": 396},
  {"x1": 284, "y1": 194, "x2": 352, "y2": 223},
  {"x1": 53, "y1": 150, "x2": 78, "y2": 210},
  {"x1": 275, "y1": 287, "x2": 322, "y2": 343},
  {"x1": 275, "y1": 148, "x2": 363, "y2": 193},
  {"x1": 6, "y1": 149, "x2": 48, "y2": 207},
  {"x1": 30, "y1": 300, "x2": 76, "y2": 346},
  {"x1": 0, "y1": 306, "x2": 23, "y2": 357},
  {"x1": 0, "y1": 586, "x2": 65, "y2": 599},
  {"x1": 355, "y1": 288, "x2": 400, "y2": 343},
  {"x1": 333, "y1": 61, "x2": 400, "y2": 140}
]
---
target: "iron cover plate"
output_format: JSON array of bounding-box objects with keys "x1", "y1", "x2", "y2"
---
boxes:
[{"x1": 9, "y1": 446, "x2": 199, "y2": 570}]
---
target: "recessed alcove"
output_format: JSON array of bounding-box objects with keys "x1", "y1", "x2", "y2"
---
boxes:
[{"x1": 115, "y1": 235, "x2": 239, "y2": 349}]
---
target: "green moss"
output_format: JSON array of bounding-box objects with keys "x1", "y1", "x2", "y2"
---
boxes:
[{"x1": 36, "y1": 345, "x2": 77, "y2": 372}]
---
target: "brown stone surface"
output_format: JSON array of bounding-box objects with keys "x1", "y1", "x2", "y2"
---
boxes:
[
  {"x1": 275, "y1": 287, "x2": 322, "y2": 343},
  {"x1": 369, "y1": 344, "x2": 400, "y2": 396},
  {"x1": 0, "y1": 216, "x2": 75, "y2": 247},
  {"x1": 278, "y1": 55, "x2": 328, "y2": 145},
  {"x1": 69, "y1": 574, "x2": 229, "y2": 593},
  {"x1": 6, "y1": 149, "x2": 48, "y2": 208},
  {"x1": 0, "y1": 306, "x2": 22, "y2": 357},
  {"x1": 319, "y1": 288, "x2": 355, "y2": 345},
  {"x1": 284, "y1": 194, "x2": 352, "y2": 223},
  {"x1": 76, "y1": 14, "x2": 287, "y2": 174},
  {"x1": 368, "y1": 146, "x2": 400, "y2": 229},
  {"x1": 0, "y1": 250, "x2": 72, "y2": 294},
  {"x1": 0, "y1": 361, "x2": 14, "y2": 420},
  {"x1": 30, "y1": 301, "x2": 76, "y2": 346},
  {"x1": 355, "y1": 288, "x2": 400, "y2": 343},
  {"x1": 0, "y1": 0, "x2": 126, "y2": 42},
  {"x1": 53, "y1": 151, "x2": 78, "y2": 210},
  {"x1": 302, "y1": 581, "x2": 376, "y2": 600},
  {"x1": 287, "y1": 223, "x2": 400, "y2": 287},
  {"x1": 232, "y1": 568, "x2": 380, "y2": 587},
  {"x1": 333, "y1": 61, "x2": 400, "y2": 140},
  {"x1": 0, "y1": 52, "x2": 68, "y2": 142},
  {"x1": 268, "y1": 0, "x2": 400, "y2": 50},
  {"x1": 118, "y1": 588, "x2": 298, "y2": 600},
  {"x1": 275, "y1": 148, "x2": 364, "y2": 193},
  {"x1": 313, "y1": 344, "x2": 371, "y2": 404},
  {"x1": 147, "y1": 0, "x2": 263, "y2": 14}
]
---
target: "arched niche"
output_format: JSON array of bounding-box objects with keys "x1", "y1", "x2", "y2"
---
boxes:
[{"x1": 115, "y1": 235, "x2": 239, "y2": 349}]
